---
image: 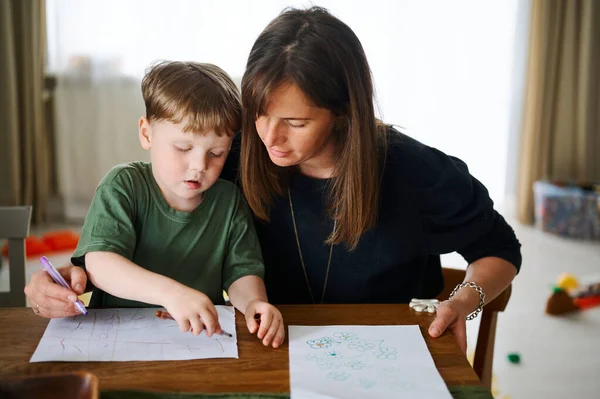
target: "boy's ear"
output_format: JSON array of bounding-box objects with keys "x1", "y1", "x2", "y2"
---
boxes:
[{"x1": 139, "y1": 117, "x2": 152, "y2": 150}]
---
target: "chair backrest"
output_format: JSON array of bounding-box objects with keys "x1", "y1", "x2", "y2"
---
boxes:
[
  {"x1": 437, "y1": 267, "x2": 512, "y2": 388},
  {"x1": 0, "y1": 206, "x2": 32, "y2": 307}
]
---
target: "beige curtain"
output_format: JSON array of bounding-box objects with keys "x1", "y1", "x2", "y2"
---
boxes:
[
  {"x1": 517, "y1": 0, "x2": 600, "y2": 224},
  {"x1": 0, "y1": 0, "x2": 51, "y2": 224}
]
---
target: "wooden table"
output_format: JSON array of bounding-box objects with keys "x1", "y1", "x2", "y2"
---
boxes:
[{"x1": 0, "y1": 305, "x2": 481, "y2": 393}]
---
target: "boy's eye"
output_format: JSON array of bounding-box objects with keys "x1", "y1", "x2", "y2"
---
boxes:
[{"x1": 175, "y1": 146, "x2": 191, "y2": 153}]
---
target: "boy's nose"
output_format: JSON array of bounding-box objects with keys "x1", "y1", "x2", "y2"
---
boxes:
[{"x1": 190, "y1": 155, "x2": 207, "y2": 172}]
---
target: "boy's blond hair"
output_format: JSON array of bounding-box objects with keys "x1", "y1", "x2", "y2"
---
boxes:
[{"x1": 142, "y1": 61, "x2": 241, "y2": 136}]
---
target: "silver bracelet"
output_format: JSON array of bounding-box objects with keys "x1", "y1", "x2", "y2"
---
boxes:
[{"x1": 449, "y1": 282, "x2": 486, "y2": 320}]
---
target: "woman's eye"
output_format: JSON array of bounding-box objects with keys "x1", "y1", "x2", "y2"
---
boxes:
[
  {"x1": 176, "y1": 147, "x2": 191, "y2": 153},
  {"x1": 287, "y1": 121, "x2": 306, "y2": 128},
  {"x1": 209, "y1": 152, "x2": 224, "y2": 158}
]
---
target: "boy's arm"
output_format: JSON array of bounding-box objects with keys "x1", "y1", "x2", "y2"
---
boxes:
[
  {"x1": 227, "y1": 275, "x2": 268, "y2": 314},
  {"x1": 85, "y1": 251, "x2": 182, "y2": 306},
  {"x1": 228, "y1": 274, "x2": 285, "y2": 348},
  {"x1": 221, "y1": 189, "x2": 266, "y2": 299},
  {"x1": 221, "y1": 190, "x2": 284, "y2": 347},
  {"x1": 86, "y1": 251, "x2": 222, "y2": 335}
]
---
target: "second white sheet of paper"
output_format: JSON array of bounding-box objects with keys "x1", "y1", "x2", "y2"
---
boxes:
[{"x1": 288, "y1": 325, "x2": 453, "y2": 399}]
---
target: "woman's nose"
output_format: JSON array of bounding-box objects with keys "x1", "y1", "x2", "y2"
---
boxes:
[{"x1": 259, "y1": 119, "x2": 282, "y2": 147}]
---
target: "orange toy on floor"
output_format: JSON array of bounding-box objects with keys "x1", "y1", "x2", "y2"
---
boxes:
[{"x1": 1, "y1": 230, "x2": 80, "y2": 258}]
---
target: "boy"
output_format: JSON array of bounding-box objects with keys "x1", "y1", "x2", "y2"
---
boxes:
[{"x1": 71, "y1": 61, "x2": 284, "y2": 348}]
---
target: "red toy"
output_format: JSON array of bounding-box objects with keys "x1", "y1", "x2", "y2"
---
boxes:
[{"x1": 1, "y1": 230, "x2": 80, "y2": 258}]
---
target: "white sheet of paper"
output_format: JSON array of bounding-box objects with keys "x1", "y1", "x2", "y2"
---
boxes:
[
  {"x1": 30, "y1": 306, "x2": 237, "y2": 362},
  {"x1": 288, "y1": 325, "x2": 453, "y2": 399}
]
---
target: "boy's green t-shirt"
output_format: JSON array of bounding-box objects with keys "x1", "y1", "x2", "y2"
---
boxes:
[{"x1": 71, "y1": 161, "x2": 264, "y2": 308}]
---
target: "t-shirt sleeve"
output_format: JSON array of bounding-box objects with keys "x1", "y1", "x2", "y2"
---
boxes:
[
  {"x1": 412, "y1": 145, "x2": 522, "y2": 271},
  {"x1": 221, "y1": 190, "x2": 265, "y2": 291},
  {"x1": 71, "y1": 171, "x2": 137, "y2": 267}
]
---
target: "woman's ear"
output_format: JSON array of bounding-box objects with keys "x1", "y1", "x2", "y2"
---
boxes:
[{"x1": 138, "y1": 117, "x2": 152, "y2": 150}]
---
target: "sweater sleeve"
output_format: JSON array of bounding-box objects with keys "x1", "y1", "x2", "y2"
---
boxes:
[{"x1": 411, "y1": 145, "x2": 522, "y2": 271}]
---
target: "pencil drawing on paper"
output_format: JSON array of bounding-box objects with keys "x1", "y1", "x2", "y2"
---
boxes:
[
  {"x1": 290, "y1": 325, "x2": 453, "y2": 399},
  {"x1": 30, "y1": 307, "x2": 238, "y2": 362},
  {"x1": 303, "y1": 331, "x2": 402, "y2": 392}
]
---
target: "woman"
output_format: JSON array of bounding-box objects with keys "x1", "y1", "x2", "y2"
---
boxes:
[{"x1": 25, "y1": 7, "x2": 520, "y2": 352}]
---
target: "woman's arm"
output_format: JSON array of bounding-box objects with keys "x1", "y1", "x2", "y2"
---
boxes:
[
  {"x1": 404, "y1": 142, "x2": 521, "y2": 351},
  {"x1": 449, "y1": 256, "x2": 517, "y2": 313},
  {"x1": 428, "y1": 257, "x2": 516, "y2": 353}
]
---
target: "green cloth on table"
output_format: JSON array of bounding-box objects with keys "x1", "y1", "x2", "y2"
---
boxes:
[{"x1": 102, "y1": 385, "x2": 493, "y2": 399}]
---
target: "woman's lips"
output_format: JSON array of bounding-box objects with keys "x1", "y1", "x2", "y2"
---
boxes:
[{"x1": 269, "y1": 148, "x2": 290, "y2": 158}]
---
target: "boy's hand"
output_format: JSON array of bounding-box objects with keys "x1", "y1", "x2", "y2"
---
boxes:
[
  {"x1": 163, "y1": 285, "x2": 222, "y2": 337},
  {"x1": 245, "y1": 300, "x2": 285, "y2": 348}
]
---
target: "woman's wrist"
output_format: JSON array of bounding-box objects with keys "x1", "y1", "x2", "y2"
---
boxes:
[{"x1": 448, "y1": 282, "x2": 485, "y2": 319}]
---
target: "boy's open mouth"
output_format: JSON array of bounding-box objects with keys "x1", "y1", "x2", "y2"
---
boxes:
[{"x1": 184, "y1": 180, "x2": 201, "y2": 189}]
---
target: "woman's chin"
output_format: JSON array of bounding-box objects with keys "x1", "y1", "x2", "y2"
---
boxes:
[{"x1": 268, "y1": 155, "x2": 297, "y2": 168}]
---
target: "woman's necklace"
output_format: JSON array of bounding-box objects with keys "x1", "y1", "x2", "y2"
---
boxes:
[{"x1": 288, "y1": 188, "x2": 337, "y2": 304}]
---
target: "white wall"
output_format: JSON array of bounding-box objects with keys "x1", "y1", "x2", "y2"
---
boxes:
[
  {"x1": 47, "y1": 0, "x2": 524, "y2": 217},
  {"x1": 504, "y1": 0, "x2": 532, "y2": 217}
]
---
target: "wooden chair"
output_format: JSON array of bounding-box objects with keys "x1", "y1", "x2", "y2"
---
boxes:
[
  {"x1": 437, "y1": 267, "x2": 512, "y2": 389},
  {"x1": 0, "y1": 206, "x2": 32, "y2": 307}
]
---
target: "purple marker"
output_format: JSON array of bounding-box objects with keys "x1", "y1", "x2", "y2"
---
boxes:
[{"x1": 40, "y1": 256, "x2": 88, "y2": 315}]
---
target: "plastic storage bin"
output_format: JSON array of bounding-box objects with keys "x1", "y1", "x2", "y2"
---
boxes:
[{"x1": 533, "y1": 181, "x2": 600, "y2": 240}]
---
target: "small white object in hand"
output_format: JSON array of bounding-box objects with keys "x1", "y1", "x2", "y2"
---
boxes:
[{"x1": 409, "y1": 298, "x2": 440, "y2": 313}]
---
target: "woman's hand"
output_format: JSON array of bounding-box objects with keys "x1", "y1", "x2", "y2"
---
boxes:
[
  {"x1": 162, "y1": 286, "x2": 222, "y2": 337},
  {"x1": 24, "y1": 265, "x2": 87, "y2": 318},
  {"x1": 428, "y1": 259, "x2": 517, "y2": 354},
  {"x1": 428, "y1": 300, "x2": 468, "y2": 354},
  {"x1": 244, "y1": 300, "x2": 285, "y2": 348}
]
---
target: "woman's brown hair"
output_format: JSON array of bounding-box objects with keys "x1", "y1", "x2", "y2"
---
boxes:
[{"x1": 241, "y1": 7, "x2": 387, "y2": 250}]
